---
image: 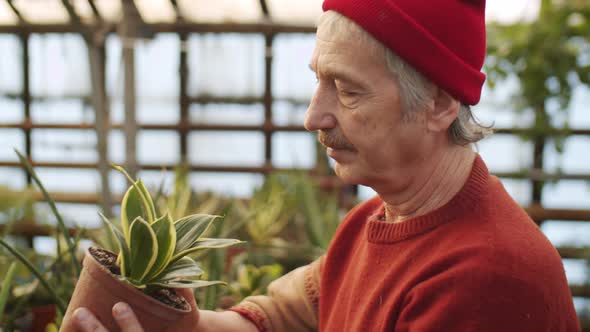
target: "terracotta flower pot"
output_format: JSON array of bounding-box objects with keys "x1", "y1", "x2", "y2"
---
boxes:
[{"x1": 60, "y1": 249, "x2": 193, "y2": 332}]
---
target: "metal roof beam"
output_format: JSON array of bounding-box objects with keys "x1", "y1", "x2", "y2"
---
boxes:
[
  {"x1": 61, "y1": 0, "x2": 83, "y2": 27},
  {"x1": 0, "y1": 22, "x2": 317, "y2": 34},
  {"x1": 87, "y1": 0, "x2": 102, "y2": 21},
  {"x1": 169, "y1": 0, "x2": 183, "y2": 21},
  {"x1": 259, "y1": 0, "x2": 270, "y2": 18},
  {"x1": 5, "y1": 0, "x2": 26, "y2": 23}
]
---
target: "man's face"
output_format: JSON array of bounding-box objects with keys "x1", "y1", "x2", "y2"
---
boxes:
[{"x1": 305, "y1": 22, "x2": 431, "y2": 189}]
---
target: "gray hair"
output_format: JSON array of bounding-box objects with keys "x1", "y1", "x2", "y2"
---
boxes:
[{"x1": 318, "y1": 11, "x2": 492, "y2": 145}]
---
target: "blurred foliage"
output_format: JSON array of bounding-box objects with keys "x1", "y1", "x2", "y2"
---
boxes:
[
  {"x1": 0, "y1": 152, "x2": 85, "y2": 331},
  {"x1": 231, "y1": 263, "x2": 283, "y2": 299},
  {"x1": 151, "y1": 166, "x2": 346, "y2": 310},
  {"x1": 0, "y1": 185, "x2": 35, "y2": 238},
  {"x1": 486, "y1": 0, "x2": 590, "y2": 151}
]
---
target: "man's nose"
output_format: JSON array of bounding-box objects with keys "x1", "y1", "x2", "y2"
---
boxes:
[{"x1": 304, "y1": 86, "x2": 337, "y2": 132}]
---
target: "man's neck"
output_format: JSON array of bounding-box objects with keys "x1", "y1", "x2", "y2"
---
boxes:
[{"x1": 380, "y1": 145, "x2": 476, "y2": 223}]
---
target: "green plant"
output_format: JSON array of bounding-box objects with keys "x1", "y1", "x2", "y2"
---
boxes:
[
  {"x1": 0, "y1": 262, "x2": 17, "y2": 321},
  {"x1": 296, "y1": 173, "x2": 342, "y2": 251},
  {"x1": 486, "y1": 1, "x2": 590, "y2": 150},
  {"x1": 99, "y1": 166, "x2": 243, "y2": 292},
  {"x1": 0, "y1": 150, "x2": 83, "y2": 320},
  {"x1": 230, "y1": 263, "x2": 283, "y2": 300},
  {"x1": 246, "y1": 173, "x2": 299, "y2": 245}
]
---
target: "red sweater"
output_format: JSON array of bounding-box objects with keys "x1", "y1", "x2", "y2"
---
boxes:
[{"x1": 320, "y1": 156, "x2": 580, "y2": 331}]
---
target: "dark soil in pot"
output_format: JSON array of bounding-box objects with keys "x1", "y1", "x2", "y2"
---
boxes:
[{"x1": 88, "y1": 247, "x2": 189, "y2": 311}]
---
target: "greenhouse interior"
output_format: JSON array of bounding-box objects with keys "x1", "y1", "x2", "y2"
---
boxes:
[{"x1": 0, "y1": 0, "x2": 589, "y2": 331}]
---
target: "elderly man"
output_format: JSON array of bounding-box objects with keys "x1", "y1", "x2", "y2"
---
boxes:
[{"x1": 72, "y1": 0, "x2": 580, "y2": 331}]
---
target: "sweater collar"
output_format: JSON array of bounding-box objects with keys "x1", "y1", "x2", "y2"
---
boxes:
[{"x1": 366, "y1": 155, "x2": 490, "y2": 244}]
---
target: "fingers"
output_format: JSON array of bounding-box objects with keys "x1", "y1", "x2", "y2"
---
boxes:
[
  {"x1": 177, "y1": 288, "x2": 198, "y2": 311},
  {"x1": 171, "y1": 289, "x2": 201, "y2": 330},
  {"x1": 73, "y1": 308, "x2": 109, "y2": 332},
  {"x1": 112, "y1": 302, "x2": 144, "y2": 332},
  {"x1": 72, "y1": 303, "x2": 144, "y2": 332}
]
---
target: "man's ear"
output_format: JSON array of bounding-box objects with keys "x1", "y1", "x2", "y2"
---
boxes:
[{"x1": 427, "y1": 88, "x2": 460, "y2": 132}]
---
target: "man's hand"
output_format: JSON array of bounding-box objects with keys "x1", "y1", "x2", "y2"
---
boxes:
[
  {"x1": 73, "y1": 302, "x2": 143, "y2": 332},
  {"x1": 70, "y1": 289, "x2": 199, "y2": 332}
]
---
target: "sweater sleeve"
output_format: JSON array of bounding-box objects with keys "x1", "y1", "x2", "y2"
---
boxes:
[
  {"x1": 228, "y1": 255, "x2": 324, "y2": 332},
  {"x1": 395, "y1": 267, "x2": 579, "y2": 332}
]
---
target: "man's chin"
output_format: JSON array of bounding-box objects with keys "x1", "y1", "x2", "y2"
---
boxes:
[{"x1": 333, "y1": 164, "x2": 365, "y2": 186}]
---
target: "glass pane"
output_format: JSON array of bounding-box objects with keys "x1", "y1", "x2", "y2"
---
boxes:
[
  {"x1": 134, "y1": 0, "x2": 176, "y2": 23},
  {"x1": 542, "y1": 221, "x2": 590, "y2": 247},
  {"x1": 188, "y1": 132, "x2": 264, "y2": 166},
  {"x1": 31, "y1": 129, "x2": 97, "y2": 163},
  {"x1": 137, "y1": 130, "x2": 179, "y2": 165},
  {"x1": 544, "y1": 137, "x2": 590, "y2": 173},
  {"x1": 136, "y1": 34, "x2": 179, "y2": 99},
  {"x1": 273, "y1": 101, "x2": 307, "y2": 126},
  {"x1": 0, "y1": 35, "x2": 22, "y2": 94},
  {"x1": 498, "y1": 179, "x2": 532, "y2": 206},
  {"x1": 570, "y1": 88, "x2": 590, "y2": 128},
  {"x1": 358, "y1": 185, "x2": 377, "y2": 201},
  {"x1": 179, "y1": 0, "x2": 262, "y2": 23},
  {"x1": 13, "y1": 0, "x2": 69, "y2": 24},
  {"x1": 34, "y1": 168, "x2": 100, "y2": 193},
  {"x1": 272, "y1": 132, "x2": 315, "y2": 168},
  {"x1": 189, "y1": 172, "x2": 264, "y2": 198},
  {"x1": 0, "y1": 129, "x2": 24, "y2": 162},
  {"x1": 31, "y1": 99, "x2": 92, "y2": 124},
  {"x1": 543, "y1": 181, "x2": 590, "y2": 209},
  {"x1": 35, "y1": 202, "x2": 101, "y2": 228},
  {"x1": 267, "y1": 0, "x2": 322, "y2": 24},
  {"x1": 0, "y1": 167, "x2": 25, "y2": 189},
  {"x1": 0, "y1": 1, "x2": 18, "y2": 25},
  {"x1": 478, "y1": 135, "x2": 533, "y2": 172},
  {"x1": 29, "y1": 34, "x2": 90, "y2": 97},
  {"x1": 0, "y1": 98, "x2": 24, "y2": 122},
  {"x1": 190, "y1": 104, "x2": 263, "y2": 125},
  {"x1": 108, "y1": 131, "x2": 125, "y2": 165},
  {"x1": 187, "y1": 34, "x2": 264, "y2": 97},
  {"x1": 273, "y1": 34, "x2": 316, "y2": 100},
  {"x1": 475, "y1": 75, "x2": 534, "y2": 128},
  {"x1": 562, "y1": 259, "x2": 588, "y2": 285}
]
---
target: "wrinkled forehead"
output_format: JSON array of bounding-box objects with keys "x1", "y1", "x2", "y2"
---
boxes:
[
  {"x1": 312, "y1": 13, "x2": 386, "y2": 68},
  {"x1": 316, "y1": 12, "x2": 384, "y2": 54}
]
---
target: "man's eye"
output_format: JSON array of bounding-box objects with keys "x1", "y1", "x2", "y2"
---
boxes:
[{"x1": 338, "y1": 90, "x2": 358, "y2": 97}]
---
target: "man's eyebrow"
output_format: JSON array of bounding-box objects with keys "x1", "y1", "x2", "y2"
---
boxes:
[{"x1": 309, "y1": 63, "x2": 364, "y2": 86}]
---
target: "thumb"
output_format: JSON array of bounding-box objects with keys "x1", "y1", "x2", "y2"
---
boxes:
[
  {"x1": 177, "y1": 288, "x2": 198, "y2": 311},
  {"x1": 172, "y1": 288, "x2": 201, "y2": 331}
]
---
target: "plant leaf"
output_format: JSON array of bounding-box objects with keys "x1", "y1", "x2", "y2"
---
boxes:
[
  {"x1": 128, "y1": 217, "x2": 158, "y2": 283},
  {"x1": 156, "y1": 256, "x2": 203, "y2": 282},
  {"x1": 150, "y1": 279, "x2": 226, "y2": 289},
  {"x1": 144, "y1": 214, "x2": 176, "y2": 281},
  {"x1": 120, "y1": 185, "x2": 144, "y2": 242},
  {"x1": 136, "y1": 179, "x2": 157, "y2": 223},
  {"x1": 99, "y1": 213, "x2": 131, "y2": 276},
  {"x1": 174, "y1": 214, "x2": 221, "y2": 255},
  {"x1": 113, "y1": 165, "x2": 156, "y2": 223},
  {"x1": 171, "y1": 238, "x2": 243, "y2": 263},
  {"x1": 0, "y1": 262, "x2": 17, "y2": 320}
]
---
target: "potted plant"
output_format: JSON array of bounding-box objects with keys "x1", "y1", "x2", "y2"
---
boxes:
[{"x1": 60, "y1": 166, "x2": 243, "y2": 331}]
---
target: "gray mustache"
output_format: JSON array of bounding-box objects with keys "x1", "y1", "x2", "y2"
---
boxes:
[{"x1": 318, "y1": 130, "x2": 355, "y2": 150}]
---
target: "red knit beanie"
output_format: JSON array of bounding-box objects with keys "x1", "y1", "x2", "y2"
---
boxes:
[{"x1": 322, "y1": 0, "x2": 487, "y2": 105}]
